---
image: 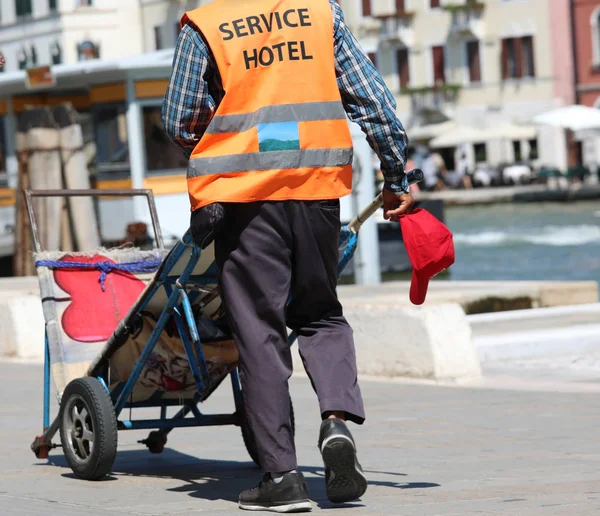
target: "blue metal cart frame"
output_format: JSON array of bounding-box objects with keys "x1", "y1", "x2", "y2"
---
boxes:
[
  {"x1": 28, "y1": 171, "x2": 422, "y2": 473},
  {"x1": 28, "y1": 190, "x2": 250, "y2": 465}
]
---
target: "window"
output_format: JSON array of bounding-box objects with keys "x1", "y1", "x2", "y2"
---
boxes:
[
  {"x1": 396, "y1": 48, "x2": 410, "y2": 88},
  {"x1": 438, "y1": 147, "x2": 455, "y2": 171},
  {"x1": 362, "y1": 0, "x2": 371, "y2": 17},
  {"x1": 93, "y1": 104, "x2": 129, "y2": 176},
  {"x1": 521, "y1": 36, "x2": 535, "y2": 77},
  {"x1": 49, "y1": 0, "x2": 57, "y2": 11},
  {"x1": 154, "y1": 26, "x2": 163, "y2": 51},
  {"x1": 367, "y1": 52, "x2": 377, "y2": 68},
  {"x1": 77, "y1": 41, "x2": 99, "y2": 61},
  {"x1": 512, "y1": 140, "x2": 522, "y2": 162},
  {"x1": 566, "y1": 130, "x2": 582, "y2": 167},
  {"x1": 142, "y1": 106, "x2": 188, "y2": 173},
  {"x1": 30, "y1": 45, "x2": 37, "y2": 66},
  {"x1": 16, "y1": 0, "x2": 33, "y2": 17},
  {"x1": 395, "y1": 0, "x2": 405, "y2": 12},
  {"x1": 51, "y1": 42, "x2": 62, "y2": 64},
  {"x1": 430, "y1": 0, "x2": 440, "y2": 8},
  {"x1": 17, "y1": 47, "x2": 27, "y2": 70},
  {"x1": 501, "y1": 38, "x2": 517, "y2": 79},
  {"x1": 474, "y1": 143, "x2": 487, "y2": 163},
  {"x1": 528, "y1": 138, "x2": 538, "y2": 160},
  {"x1": 466, "y1": 40, "x2": 481, "y2": 83},
  {"x1": 432, "y1": 45, "x2": 445, "y2": 84},
  {"x1": 591, "y1": 7, "x2": 600, "y2": 65},
  {"x1": 502, "y1": 36, "x2": 536, "y2": 79},
  {"x1": 0, "y1": 116, "x2": 6, "y2": 186}
]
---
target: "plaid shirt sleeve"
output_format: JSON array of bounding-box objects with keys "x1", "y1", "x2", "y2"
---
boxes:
[
  {"x1": 163, "y1": 3, "x2": 408, "y2": 190},
  {"x1": 331, "y1": 0, "x2": 409, "y2": 191},
  {"x1": 162, "y1": 24, "x2": 224, "y2": 159}
]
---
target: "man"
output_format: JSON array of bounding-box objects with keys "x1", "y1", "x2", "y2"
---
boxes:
[{"x1": 162, "y1": 0, "x2": 413, "y2": 512}]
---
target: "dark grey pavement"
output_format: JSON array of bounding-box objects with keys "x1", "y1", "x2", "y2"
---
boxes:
[{"x1": 2, "y1": 362, "x2": 600, "y2": 515}]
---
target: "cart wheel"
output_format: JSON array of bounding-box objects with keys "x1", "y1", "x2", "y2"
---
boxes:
[
  {"x1": 59, "y1": 377, "x2": 118, "y2": 480},
  {"x1": 141, "y1": 431, "x2": 167, "y2": 454},
  {"x1": 31, "y1": 435, "x2": 51, "y2": 460},
  {"x1": 241, "y1": 397, "x2": 295, "y2": 467}
]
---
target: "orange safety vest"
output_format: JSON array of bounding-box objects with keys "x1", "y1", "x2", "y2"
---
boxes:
[{"x1": 181, "y1": 0, "x2": 353, "y2": 210}]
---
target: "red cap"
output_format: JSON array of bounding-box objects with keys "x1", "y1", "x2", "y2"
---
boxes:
[{"x1": 399, "y1": 208, "x2": 455, "y2": 305}]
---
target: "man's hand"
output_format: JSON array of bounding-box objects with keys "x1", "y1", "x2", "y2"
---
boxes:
[{"x1": 382, "y1": 188, "x2": 414, "y2": 222}]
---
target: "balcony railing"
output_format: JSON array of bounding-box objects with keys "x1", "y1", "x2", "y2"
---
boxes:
[
  {"x1": 400, "y1": 84, "x2": 461, "y2": 113},
  {"x1": 443, "y1": 1, "x2": 485, "y2": 38},
  {"x1": 376, "y1": 13, "x2": 414, "y2": 44}
]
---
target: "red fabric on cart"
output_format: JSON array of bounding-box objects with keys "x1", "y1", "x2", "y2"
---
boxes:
[{"x1": 54, "y1": 255, "x2": 146, "y2": 342}]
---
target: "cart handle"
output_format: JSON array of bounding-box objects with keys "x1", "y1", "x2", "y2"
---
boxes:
[
  {"x1": 23, "y1": 188, "x2": 164, "y2": 253},
  {"x1": 347, "y1": 169, "x2": 423, "y2": 233}
]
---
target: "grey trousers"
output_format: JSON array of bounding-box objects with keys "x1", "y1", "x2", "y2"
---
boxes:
[{"x1": 212, "y1": 200, "x2": 365, "y2": 473}]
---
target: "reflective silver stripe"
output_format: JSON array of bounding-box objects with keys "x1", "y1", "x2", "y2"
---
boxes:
[
  {"x1": 206, "y1": 102, "x2": 347, "y2": 134},
  {"x1": 187, "y1": 148, "x2": 353, "y2": 177}
]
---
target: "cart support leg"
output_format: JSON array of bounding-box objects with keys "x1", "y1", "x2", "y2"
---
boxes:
[
  {"x1": 138, "y1": 392, "x2": 203, "y2": 449},
  {"x1": 43, "y1": 327, "x2": 50, "y2": 431},
  {"x1": 231, "y1": 368, "x2": 244, "y2": 414}
]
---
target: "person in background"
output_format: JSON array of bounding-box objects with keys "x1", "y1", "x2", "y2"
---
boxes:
[
  {"x1": 457, "y1": 151, "x2": 473, "y2": 189},
  {"x1": 162, "y1": 0, "x2": 414, "y2": 512},
  {"x1": 431, "y1": 151, "x2": 448, "y2": 189},
  {"x1": 421, "y1": 148, "x2": 446, "y2": 191},
  {"x1": 406, "y1": 149, "x2": 420, "y2": 194}
]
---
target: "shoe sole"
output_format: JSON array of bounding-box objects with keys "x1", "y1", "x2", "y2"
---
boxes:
[
  {"x1": 239, "y1": 500, "x2": 312, "y2": 513},
  {"x1": 321, "y1": 435, "x2": 368, "y2": 504}
]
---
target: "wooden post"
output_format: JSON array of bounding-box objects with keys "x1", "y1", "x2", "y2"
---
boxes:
[
  {"x1": 14, "y1": 111, "x2": 31, "y2": 276},
  {"x1": 54, "y1": 103, "x2": 100, "y2": 251},
  {"x1": 26, "y1": 107, "x2": 63, "y2": 253}
]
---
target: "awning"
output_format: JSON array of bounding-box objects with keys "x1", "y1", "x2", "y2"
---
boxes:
[
  {"x1": 429, "y1": 123, "x2": 536, "y2": 148},
  {"x1": 485, "y1": 123, "x2": 537, "y2": 140},
  {"x1": 429, "y1": 126, "x2": 487, "y2": 148},
  {"x1": 408, "y1": 121, "x2": 456, "y2": 141},
  {"x1": 532, "y1": 105, "x2": 600, "y2": 131},
  {"x1": 0, "y1": 49, "x2": 175, "y2": 97}
]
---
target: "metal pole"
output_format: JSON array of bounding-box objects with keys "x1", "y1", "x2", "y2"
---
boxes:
[
  {"x1": 4, "y1": 97, "x2": 18, "y2": 189},
  {"x1": 350, "y1": 122, "x2": 381, "y2": 285},
  {"x1": 125, "y1": 76, "x2": 149, "y2": 226}
]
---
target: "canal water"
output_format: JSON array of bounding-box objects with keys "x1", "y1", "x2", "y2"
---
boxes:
[{"x1": 446, "y1": 201, "x2": 600, "y2": 284}]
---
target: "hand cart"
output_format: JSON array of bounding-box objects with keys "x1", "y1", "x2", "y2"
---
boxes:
[{"x1": 28, "y1": 171, "x2": 422, "y2": 480}]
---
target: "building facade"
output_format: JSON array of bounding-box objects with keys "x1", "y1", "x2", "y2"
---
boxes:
[
  {"x1": 572, "y1": 0, "x2": 600, "y2": 108},
  {"x1": 0, "y1": 0, "x2": 150, "y2": 73},
  {"x1": 340, "y1": 0, "x2": 571, "y2": 170},
  {"x1": 0, "y1": 0, "x2": 587, "y2": 182}
]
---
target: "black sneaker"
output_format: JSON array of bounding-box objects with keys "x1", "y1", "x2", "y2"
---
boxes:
[
  {"x1": 318, "y1": 418, "x2": 367, "y2": 503},
  {"x1": 238, "y1": 471, "x2": 312, "y2": 513}
]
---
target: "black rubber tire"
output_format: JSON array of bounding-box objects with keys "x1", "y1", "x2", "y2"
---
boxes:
[
  {"x1": 59, "y1": 377, "x2": 118, "y2": 480},
  {"x1": 241, "y1": 397, "x2": 295, "y2": 467}
]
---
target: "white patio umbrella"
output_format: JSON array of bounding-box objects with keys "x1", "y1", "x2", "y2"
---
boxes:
[
  {"x1": 532, "y1": 105, "x2": 600, "y2": 131},
  {"x1": 429, "y1": 125, "x2": 488, "y2": 148}
]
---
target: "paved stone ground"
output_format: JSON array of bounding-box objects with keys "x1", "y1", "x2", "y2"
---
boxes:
[{"x1": 3, "y1": 362, "x2": 600, "y2": 515}]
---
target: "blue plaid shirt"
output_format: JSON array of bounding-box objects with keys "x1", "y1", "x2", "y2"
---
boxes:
[{"x1": 162, "y1": 0, "x2": 409, "y2": 190}]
